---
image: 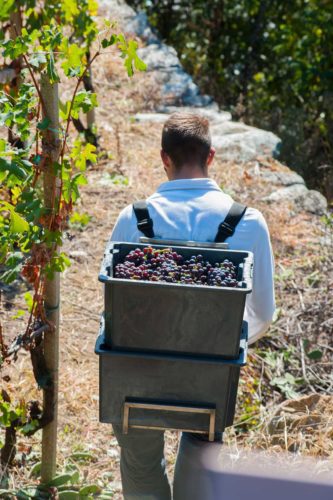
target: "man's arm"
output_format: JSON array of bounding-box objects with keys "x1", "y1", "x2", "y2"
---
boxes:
[
  {"x1": 110, "y1": 204, "x2": 138, "y2": 243},
  {"x1": 244, "y1": 212, "x2": 275, "y2": 344}
]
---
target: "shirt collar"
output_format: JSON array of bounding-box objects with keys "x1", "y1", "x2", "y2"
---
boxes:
[{"x1": 156, "y1": 178, "x2": 222, "y2": 193}]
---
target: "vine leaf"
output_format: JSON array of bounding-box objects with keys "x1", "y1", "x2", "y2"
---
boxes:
[
  {"x1": 37, "y1": 117, "x2": 51, "y2": 130},
  {"x1": 101, "y1": 34, "x2": 117, "y2": 48},
  {"x1": 62, "y1": 42, "x2": 85, "y2": 77},
  {"x1": 10, "y1": 209, "x2": 29, "y2": 233},
  {"x1": 0, "y1": 0, "x2": 15, "y2": 21},
  {"x1": 0, "y1": 201, "x2": 29, "y2": 233},
  {"x1": 47, "y1": 50, "x2": 60, "y2": 83},
  {"x1": 0, "y1": 158, "x2": 28, "y2": 180},
  {"x1": 29, "y1": 52, "x2": 47, "y2": 69},
  {"x1": 117, "y1": 34, "x2": 147, "y2": 76}
]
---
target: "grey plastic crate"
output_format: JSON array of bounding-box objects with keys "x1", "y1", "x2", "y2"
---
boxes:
[
  {"x1": 95, "y1": 322, "x2": 248, "y2": 440},
  {"x1": 99, "y1": 241, "x2": 253, "y2": 359}
]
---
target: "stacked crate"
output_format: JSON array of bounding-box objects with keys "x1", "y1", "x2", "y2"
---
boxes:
[{"x1": 96, "y1": 241, "x2": 253, "y2": 441}]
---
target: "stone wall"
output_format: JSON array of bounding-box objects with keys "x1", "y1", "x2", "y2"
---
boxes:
[{"x1": 99, "y1": 0, "x2": 327, "y2": 215}]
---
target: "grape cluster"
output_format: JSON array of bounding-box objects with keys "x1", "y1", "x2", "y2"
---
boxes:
[{"x1": 114, "y1": 247, "x2": 239, "y2": 288}]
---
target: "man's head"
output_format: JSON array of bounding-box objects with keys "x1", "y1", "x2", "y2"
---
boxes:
[{"x1": 161, "y1": 112, "x2": 215, "y2": 180}]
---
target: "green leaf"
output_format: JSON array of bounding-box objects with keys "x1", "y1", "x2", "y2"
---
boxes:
[
  {"x1": 0, "y1": 158, "x2": 28, "y2": 180},
  {"x1": 37, "y1": 117, "x2": 51, "y2": 130},
  {"x1": 79, "y1": 484, "x2": 102, "y2": 496},
  {"x1": 71, "y1": 91, "x2": 98, "y2": 119},
  {"x1": 62, "y1": 43, "x2": 84, "y2": 76},
  {"x1": 69, "y1": 451, "x2": 95, "y2": 462},
  {"x1": 302, "y1": 338, "x2": 310, "y2": 350},
  {"x1": 24, "y1": 292, "x2": 33, "y2": 312},
  {"x1": 59, "y1": 100, "x2": 71, "y2": 121},
  {"x1": 29, "y1": 52, "x2": 47, "y2": 69},
  {"x1": 109, "y1": 173, "x2": 129, "y2": 186},
  {"x1": 16, "y1": 489, "x2": 31, "y2": 500},
  {"x1": 69, "y1": 470, "x2": 80, "y2": 485},
  {"x1": 0, "y1": 0, "x2": 15, "y2": 21},
  {"x1": 21, "y1": 419, "x2": 39, "y2": 435},
  {"x1": 306, "y1": 349, "x2": 323, "y2": 360},
  {"x1": 47, "y1": 473, "x2": 73, "y2": 487},
  {"x1": 10, "y1": 209, "x2": 29, "y2": 233},
  {"x1": 44, "y1": 252, "x2": 71, "y2": 278},
  {"x1": 0, "y1": 252, "x2": 23, "y2": 283},
  {"x1": 61, "y1": 0, "x2": 79, "y2": 22},
  {"x1": 73, "y1": 173, "x2": 88, "y2": 186},
  {"x1": 101, "y1": 34, "x2": 117, "y2": 48},
  {"x1": 29, "y1": 461, "x2": 41, "y2": 478},
  {"x1": 47, "y1": 50, "x2": 60, "y2": 83},
  {"x1": 58, "y1": 492, "x2": 78, "y2": 499},
  {"x1": 71, "y1": 142, "x2": 97, "y2": 170},
  {"x1": 12, "y1": 309, "x2": 25, "y2": 319},
  {"x1": 116, "y1": 36, "x2": 147, "y2": 77},
  {"x1": 69, "y1": 212, "x2": 91, "y2": 229},
  {"x1": 270, "y1": 376, "x2": 299, "y2": 399}
]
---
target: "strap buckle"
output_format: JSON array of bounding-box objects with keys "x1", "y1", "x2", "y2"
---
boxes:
[
  {"x1": 137, "y1": 217, "x2": 153, "y2": 233},
  {"x1": 217, "y1": 221, "x2": 235, "y2": 237}
]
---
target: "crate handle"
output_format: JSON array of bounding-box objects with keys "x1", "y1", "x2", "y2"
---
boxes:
[
  {"x1": 122, "y1": 401, "x2": 216, "y2": 442},
  {"x1": 98, "y1": 252, "x2": 114, "y2": 283},
  {"x1": 139, "y1": 237, "x2": 229, "y2": 249}
]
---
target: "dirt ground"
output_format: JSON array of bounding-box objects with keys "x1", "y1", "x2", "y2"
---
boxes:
[{"x1": 1, "y1": 21, "x2": 333, "y2": 498}]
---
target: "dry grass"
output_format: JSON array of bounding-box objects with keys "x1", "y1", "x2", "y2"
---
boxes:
[{"x1": 1, "y1": 11, "x2": 333, "y2": 497}]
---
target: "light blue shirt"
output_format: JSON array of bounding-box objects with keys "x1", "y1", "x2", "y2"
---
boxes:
[{"x1": 111, "y1": 178, "x2": 275, "y2": 343}]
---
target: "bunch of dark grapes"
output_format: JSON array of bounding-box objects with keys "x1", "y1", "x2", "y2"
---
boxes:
[{"x1": 114, "y1": 247, "x2": 239, "y2": 288}]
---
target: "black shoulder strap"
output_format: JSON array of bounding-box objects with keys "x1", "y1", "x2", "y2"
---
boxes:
[
  {"x1": 133, "y1": 200, "x2": 155, "y2": 238},
  {"x1": 215, "y1": 202, "x2": 247, "y2": 243}
]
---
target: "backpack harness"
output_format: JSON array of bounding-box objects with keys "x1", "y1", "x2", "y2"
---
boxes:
[{"x1": 133, "y1": 200, "x2": 247, "y2": 243}]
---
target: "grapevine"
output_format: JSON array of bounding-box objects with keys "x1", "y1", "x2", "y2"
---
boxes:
[{"x1": 0, "y1": 0, "x2": 146, "y2": 478}]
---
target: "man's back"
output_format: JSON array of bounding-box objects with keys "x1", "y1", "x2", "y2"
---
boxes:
[
  {"x1": 108, "y1": 111, "x2": 275, "y2": 500},
  {"x1": 111, "y1": 177, "x2": 275, "y2": 344}
]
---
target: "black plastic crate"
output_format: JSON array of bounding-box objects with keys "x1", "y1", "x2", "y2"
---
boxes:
[
  {"x1": 95, "y1": 323, "x2": 248, "y2": 440},
  {"x1": 99, "y1": 241, "x2": 253, "y2": 359}
]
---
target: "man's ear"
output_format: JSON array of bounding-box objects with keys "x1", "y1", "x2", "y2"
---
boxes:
[
  {"x1": 161, "y1": 149, "x2": 172, "y2": 169},
  {"x1": 161, "y1": 150, "x2": 176, "y2": 180},
  {"x1": 206, "y1": 147, "x2": 215, "y2": 167}
]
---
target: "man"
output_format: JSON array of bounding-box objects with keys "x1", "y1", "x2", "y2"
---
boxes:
[{"x1": 110, "y1": 112, "x2": 275, "y2": 499}]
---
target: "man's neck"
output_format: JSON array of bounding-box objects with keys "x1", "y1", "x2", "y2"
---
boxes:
[{"x1": 169, "y1": 165, "x2": 209, "y2": 180}]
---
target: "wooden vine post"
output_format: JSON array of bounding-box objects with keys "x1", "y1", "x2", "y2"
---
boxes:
[
  {"x1": 8, "y1": 7, "x2": 23, "y2": 147},
  {"x1": 84, "y1": 53, "x2": 96, "y2": 136},
  {"x1": 40, "y1": 72, "x2": 61, "y2": 483}
]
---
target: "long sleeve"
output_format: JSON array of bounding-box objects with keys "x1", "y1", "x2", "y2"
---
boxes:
[
  {"x1": 244, "y1": 212, "x2": 275, "y2": 344},
  {"x1": 110, "y1": 204, "x2": 138, "y2": 243}
]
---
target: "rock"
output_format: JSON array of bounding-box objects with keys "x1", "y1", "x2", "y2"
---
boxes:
[
  {"x1": 212, "y1": 123, "x2": 280, "y2": 162},
  {"x1": 98, "y1": 0, "x2": 136, "y2": 21},
  {"x1": 69, "y1": 250, "x2": 88, "y2": 261},
  {"x1": 135, "y1": 107, "x2": 232, "y2": 124},
  {"x1": 100, "y1": 1, "x2": 215, "y2": 107},
  {"x1": 258, "y1": 170, "x2": 305, "y2": 186},
  {"x1": 125, "y1": 11, "x2": 160, "y2": 44},
  {"x1": 137, "y1": 43, "x2": 181, "y2": 71},
  {"x1": 135, "y1": 113, "x2": 170, "y2": 123},
  {"x1": 302, "y1": 189, "x2": 328, "y2": 215},
  {"x1": 264, "y1": 184, "x2": 327, "y2": 215},
  {"x1": 189, "y1": 107, "x2": 232, "y2": 123},
  {"x1": 157, "y1": 101, "x2": 221, "y2": 114},
  {"x1": 136, "y1": 45, "x2": 213, "y2": 107},
  {"x1": 268, "y1": 394, "x2": 322, "y2": 434},
  {"x1": 265, "y1": 183, "x2": 308, "y2": 201}
]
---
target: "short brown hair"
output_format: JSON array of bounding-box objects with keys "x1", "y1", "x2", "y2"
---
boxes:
[{"x1": 161, "y1": 112, "x2": 211, "y2": 169}]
